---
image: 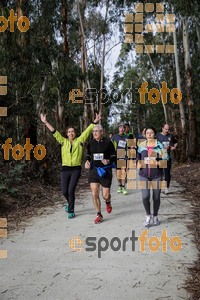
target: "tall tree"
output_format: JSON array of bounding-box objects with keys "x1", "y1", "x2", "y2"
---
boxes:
[{"x1": 183, "y1": 17, "x2": 197, "y2": 160}]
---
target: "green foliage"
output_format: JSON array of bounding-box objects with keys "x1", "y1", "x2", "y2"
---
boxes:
[
  {"x1": 109, "y1": 1, "x2": 200, "y2": 157},
  {"x1": 0, "y1": 162, "x2": 26, "y2": 196}
]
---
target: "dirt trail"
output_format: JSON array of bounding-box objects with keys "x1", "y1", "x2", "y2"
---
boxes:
[{"x1": 0, "y1": 176, "x2": 198, "y2": 300}]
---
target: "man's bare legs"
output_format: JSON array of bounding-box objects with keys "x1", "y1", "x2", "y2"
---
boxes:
[
  {"x1": 90, "y1": 184, "x2": 112, "y2": 222},
  {"x1": 116, "y1": 169, "x2": 126, "y2": 186},
  {"x1": 90, "y1": 183, "x2": 101, "y2": 213},
  {"x1": 116, "y1": 169, "x2": 127, "y2": 195},
  {"x1": 102, "y1": 187, "x2": 112, "y2": 213},
  {"x1": 101, "y1": 187, "x2": 110, "y2": 202}
]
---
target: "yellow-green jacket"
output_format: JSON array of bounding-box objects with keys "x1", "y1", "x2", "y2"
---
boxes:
[{"x1": 52, "y1": 124, "x2": 94, "y2": 166}]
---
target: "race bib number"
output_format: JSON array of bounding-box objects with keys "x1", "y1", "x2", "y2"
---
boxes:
[
  {"x1": 144, "y1": 157, "x2": 156, "y2": 165},
  {"x1": 118, "y1": 140, "x2": 127, "y2": 148},
  {"x1": 93, "y1": 153, "x2": 104, "y2": 160}
]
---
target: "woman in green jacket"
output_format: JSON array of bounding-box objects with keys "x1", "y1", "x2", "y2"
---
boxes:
[{"x1": 40, "y1": 113, "x2": 101, "y2": 218}]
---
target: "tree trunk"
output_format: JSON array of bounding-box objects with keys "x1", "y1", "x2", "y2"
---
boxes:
[
  {"x1": 78, "y1": 16, "x2": 88, "y2": 130},
  {"x1": 55, "y1": 88, "x2": 64, "y2": 131},
  {"x1": 15, "y1": 0, "x2": 27, "y2": 48},
  {"x1": 15, "y1": 0, "x2": 31, "y2": 144},
  {"x1": 173, "y1": 24, "x2": 187, "y2": 162},
  {"x1": 183, "y1": 17, "x2": 197, "y2": 160},
  {"x1": 37, "y1": 76, "x2": 47, "y2": 145},
  {"x1": 145, "y1": 49, "x2": 168, "y2": 122},
  {"x1": 194, "y1": 17, "x2": 200, "y2": 50},
  {"x1": 79, "y1": 116, "x2": 83, "y2": 134},
  {"x1": 61, "y1": 0, "x2": 69, "y2": 57},
  {"x1": 51, "y1": 60, "x2": 64, "y2": 132},
  {"x1": 77, "y1": 0, "x2": 94, "y2": 128},
  {"x1": 16, "y1": 90, "x2": 20, "y2": 142},
  {"x1": 99, "y1": 0, "x2": 109, "y2": 118}
]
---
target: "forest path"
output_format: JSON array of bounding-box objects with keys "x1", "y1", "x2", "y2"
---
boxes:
[{"x1": 0, "y1": 175, "x2": 198, "y2": 300}]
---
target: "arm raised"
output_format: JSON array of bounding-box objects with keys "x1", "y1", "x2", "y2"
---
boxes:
[{"x1": 40, "y1": 113, "x2": 55, "y2": 133}]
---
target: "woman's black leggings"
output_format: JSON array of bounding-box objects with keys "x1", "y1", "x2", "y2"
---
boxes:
[
  {"x1": 61, "y1": 169, "x2": 81, "y2": 213},
  {"x1": 139, "y1": 176, "x2": 161, "y2": 217}
]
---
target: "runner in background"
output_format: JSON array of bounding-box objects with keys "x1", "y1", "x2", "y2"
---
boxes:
[
  {"x1": 124, "y1": 123, "x2": 137, "y2": 190},
  {"x1": 112, "y1": 124, "x2": 128, "y2": 195},
  {"x1": 137, "y1": 127, "x2": 146, "y2": 140},
  {"x1": 40, "y1": 113, "x2": 101, "y2": 219},
  {"x1": 156, "y1": 124, "x2": 178, "y2": 194},
  {"x1": 85, "y1": 125, "x2": 116, "y2": 224},
  {"x1": 136, "y1": 127, "x2": 147, "y2": 152},
  {"x1": 108, "y1": 133, "x2": 113, "y2": 140},
  {"x1": 124, "y1": 123, "x2": 134, "y2": 139}
]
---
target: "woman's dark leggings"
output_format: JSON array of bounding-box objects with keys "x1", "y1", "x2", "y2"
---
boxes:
[
  {"x1": 61, "y1": 169, "x2": 81, "y2": 213},
  {"x1": 140, "y1": 176, "x2": 161, "y2": 217}
]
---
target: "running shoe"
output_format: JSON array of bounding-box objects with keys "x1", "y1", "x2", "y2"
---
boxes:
[
  {"x1": 68, "y1": 212, "x2": 75, "y2": 219},
  {"x1": 143, "y1": 215, "x2": 151, "y2": 227},
  {"x1": 65, "y1": 203, "x2": 69, "y2": 212},
  {"x1": 153, "y1": 216, "x2": 160, "y2": 226},
  {"x1": 106, "y1": 202, "x2": 112, "y2": 213},
  {"x1": 117, "y1": 186, "x2": 122, "y2": 193},
  {"x1": 165, "y1": 188, "x2": 170, "y2": 195},
  {"x1": 121, "y1": 187, "x2": 128, "y2": 195},
  {"x1": 94, "y1": 213, "x2": 103, "y2": 224}
]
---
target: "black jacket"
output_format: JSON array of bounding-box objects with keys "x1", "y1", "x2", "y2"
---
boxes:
[{"x1": 87, "y1": 137, "x2": 116, "y2": 168}]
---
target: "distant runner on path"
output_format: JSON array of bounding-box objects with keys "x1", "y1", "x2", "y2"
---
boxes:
[
  {"x1": 112, "y1": 124, "x2": 128, "y2": 195},
  {"x1": 156, "y1": 123, "x2": 178, "y2": 195},
  {"x1": 40, "y1": 113, "x2": 101, "y2": 219}
]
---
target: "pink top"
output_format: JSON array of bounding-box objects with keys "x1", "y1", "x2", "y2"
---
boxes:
[{"x1": 147, "y1": 146, "x2": 154, "y2": 177}]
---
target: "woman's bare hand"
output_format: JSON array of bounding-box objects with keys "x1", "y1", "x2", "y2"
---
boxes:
[{"x1": 40, "y1": 113, "x2": 47, "y2": 124}]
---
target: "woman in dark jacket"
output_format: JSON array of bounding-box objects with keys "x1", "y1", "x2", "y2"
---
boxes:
[{"x1": 137, "y1": 126, "x2": 168, "y2": 227}]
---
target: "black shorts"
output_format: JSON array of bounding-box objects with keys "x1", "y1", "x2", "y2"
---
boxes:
[{"x1": 88, "y1": 167, "x2": 112, "y2": 188}]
